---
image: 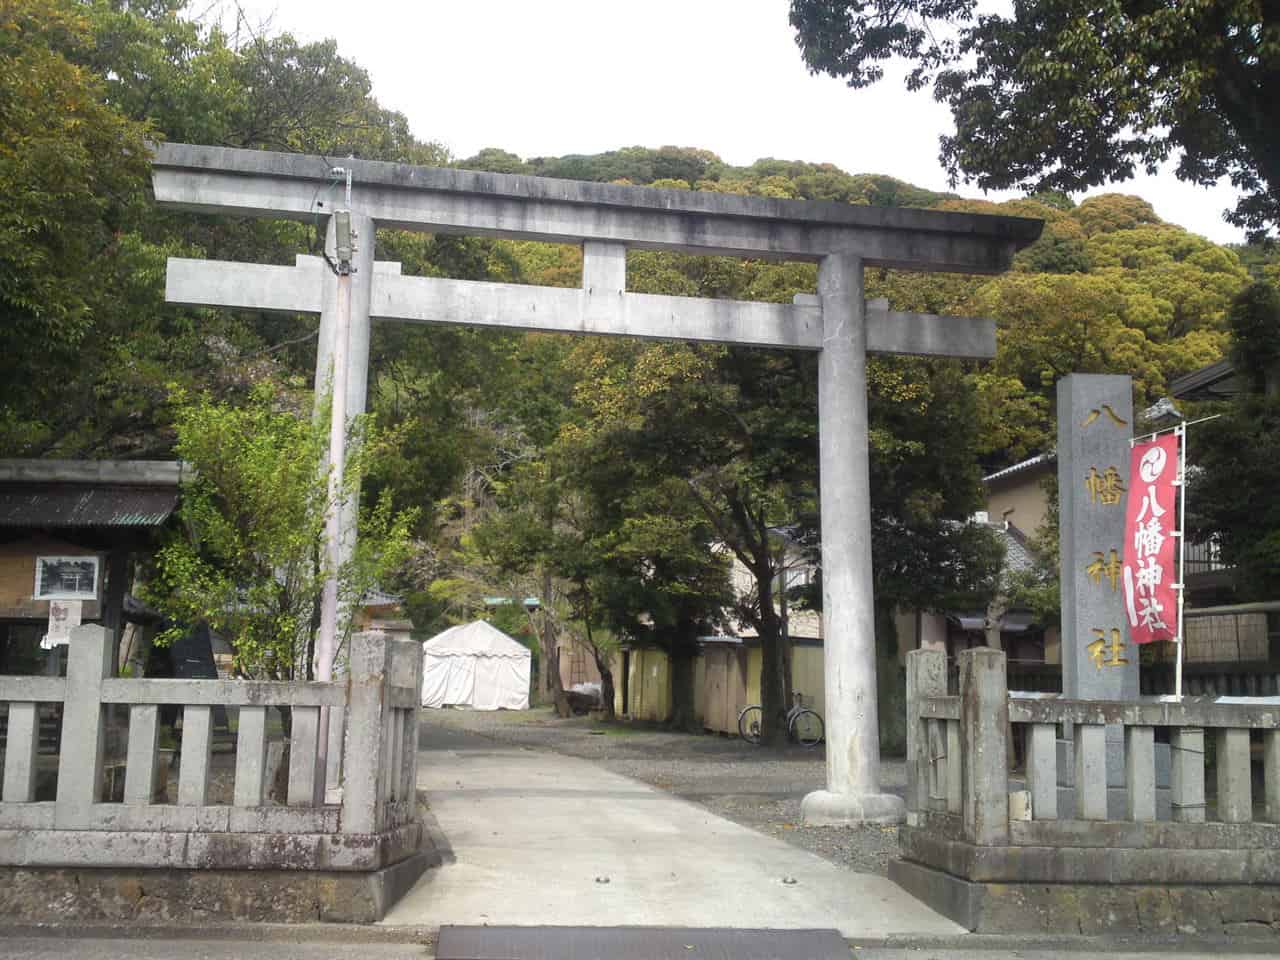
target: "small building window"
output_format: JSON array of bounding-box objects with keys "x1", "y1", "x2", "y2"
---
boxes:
[{"x1": 33, "y1": 556, "x2": 100, "y2": 601}]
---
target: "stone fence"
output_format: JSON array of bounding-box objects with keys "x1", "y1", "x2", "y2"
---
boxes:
[
  {"x1": 892, "y1": 646, "x2": 1280, "y2": 936},
  {"x1": 0, "y1": 625, "x2": 433, "y2": 922}
]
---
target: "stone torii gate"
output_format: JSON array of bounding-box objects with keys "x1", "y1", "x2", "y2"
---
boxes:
[{"x1": 151, "y1": 143, "x2": 1041, "y2": 824}]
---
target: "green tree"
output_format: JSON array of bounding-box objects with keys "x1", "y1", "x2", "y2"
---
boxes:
[
  {"x1": 1189, "y1": 282, "x2": 1280, "y2": 599},
  {"x1": 473, "y1": 336, "x2": 736, "y2": 727},
  {"x1": 144, "y1": 386, "x2": 416, "y2": 682},
  {"x1": 1225, "y1": 281, "x2": 1280, "y2": 396},
  {"x1": 790, "y1": 1, "x2": 1280, "y2": 237},
  {"x1": 560, "y1": 338, "x2": 816, "y2": 743},
  {"x1": 0, "y1": 0, "x2": 152, "y2": 452},
  {"x1": 552, "y1": 406, "x2": 734, "y2": 730},
  {"x1": 940, "y1": 195, "x2": 1248, "y2": 469},
  {"x1": 1, "y1": 0, "x2": 459, "y2": 458},
  {"x1": 85, "y1": 0, "x2": 440, "y2": 162},
  {"x1": 474, "y1": 457, "x2": 624, "y2": 719}
]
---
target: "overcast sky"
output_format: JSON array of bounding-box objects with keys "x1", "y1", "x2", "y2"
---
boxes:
[{"x1": 217, "y1": 0, "x2": 1246, "y2": 246}]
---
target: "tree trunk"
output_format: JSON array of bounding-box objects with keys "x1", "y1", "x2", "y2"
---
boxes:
[
  {"x1": 875, "y1": 604, "x2": 907, "y2": 757},
  {"x1": 539, "y1": 601, "x2": 554, "y2": 701},
  {"x1": 540, "y1": 570, "x2": 572, "y2": 717},
  {"x1": 756, "y1": 569, "x2": 789, "y2": 747},
  {"x1": 778, "y1": 571, "x2": 794, "y2": 710},
  {"x1": 667, "y1": 618, "x2": 700, "y2": 732},
  {"x1": 580, "y1": 593, "x2": 614, "y2": 721},
  {"x1": 595, "y1": 655, "x2": 616, "y2": 721},
  {"x1": 126, "y1": 623, "x2": 156, "y2": 678},
  {"x1": 984, "y1": 594, "x2": 1008, "y2": 650}
]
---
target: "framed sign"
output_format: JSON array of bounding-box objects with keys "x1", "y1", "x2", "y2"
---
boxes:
[{"x1": 33, "y1": 555, "x2": 100, "y2": 601}]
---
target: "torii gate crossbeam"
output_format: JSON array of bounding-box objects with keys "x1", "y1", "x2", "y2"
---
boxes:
[{"x1": 152, "y1": 142, "x2": 1042, "y2": 825}]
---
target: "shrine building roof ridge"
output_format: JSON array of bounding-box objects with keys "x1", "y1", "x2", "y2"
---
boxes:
[{"x1": 150, "y1": 142, "x2": 1043, "y2": 273}]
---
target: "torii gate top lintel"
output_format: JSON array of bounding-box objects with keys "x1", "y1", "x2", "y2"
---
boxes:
[{"x1": 151, "y1": 142, "x2": 1042, "y2": 274}]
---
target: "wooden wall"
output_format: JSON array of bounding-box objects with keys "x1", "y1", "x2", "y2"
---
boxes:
[
  {"x1": 0, "y1": 536, "x2": 101, "y2": 620},
  {"x1": 700, "y1": 644, "x2": 748, "y2": 734},
  {"x1": 612, "y1": 641, "x2": 831, "y2": 734}
]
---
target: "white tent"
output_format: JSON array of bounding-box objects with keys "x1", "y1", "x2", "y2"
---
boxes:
[{"x1": 421, "y1": 620, "x2": 531, "y2": 710}]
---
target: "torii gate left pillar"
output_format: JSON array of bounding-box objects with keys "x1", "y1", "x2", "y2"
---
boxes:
[{"x1": 152, "y1": 143, "x2": 1042, "y2": 823}]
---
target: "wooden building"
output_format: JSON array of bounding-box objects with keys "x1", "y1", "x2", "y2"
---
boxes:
[{"x1": 0, "y1": 460, "x2": 182, "y2": 676}]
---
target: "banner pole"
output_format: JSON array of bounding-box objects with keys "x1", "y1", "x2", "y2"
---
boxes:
[
  {"x1": 1175, "y1": 422, "x2": 1187, "y2": 700},
  {"x1": 1132, "y1": 413, "x2": 1221, "y2": 446}
]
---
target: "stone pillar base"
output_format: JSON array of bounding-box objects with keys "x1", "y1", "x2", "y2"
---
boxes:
[
  {"x1": 801, "y1": 789, "x2": 905, "y2": 825},
  {"x1": 0, "y1": 849, "x2": 439, "y2": 924}
]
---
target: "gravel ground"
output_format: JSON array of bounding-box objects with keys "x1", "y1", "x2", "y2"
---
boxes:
[{"x1": 421, "y1": 706, "x2": 905, "y2": 875}]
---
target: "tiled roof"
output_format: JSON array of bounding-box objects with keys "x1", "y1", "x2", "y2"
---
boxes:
[
  {"x1": 983, "y1": 452, "x2": 1055, "y2": 485},
  {"x1": 1170, "y1": 359, "x2": 1239, "y2": 400},
  {"x1": 997, "y1": 523, "x2": 1037, "y2": 574},
  {"x1": 0, "y1": 484, "x2": 178, "y2": 528}
]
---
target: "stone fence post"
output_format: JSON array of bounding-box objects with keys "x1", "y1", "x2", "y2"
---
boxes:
[
  {"x1": 960, "y1": 646, "x2": 1009, "y2": 846},
  {"x1": 54, "y1": 624, "x2": 112, "y2": 827},
  {"x1": 906, "y1": 649, "x2": 946, "y2": 814},
  {"x1": 402, "y1": 637, "x2": 423, "y2": 811},
  {"x1": 341, "y1": 630, "x2": 391, "y2": 834}
]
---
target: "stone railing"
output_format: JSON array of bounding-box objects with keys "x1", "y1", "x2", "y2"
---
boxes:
[
  {"x1": 0, "y1": 624, "x2": 423, "y2": 877},
  {"x1": 894, "y1": 646, "x2": 1280, "y2": 935}
]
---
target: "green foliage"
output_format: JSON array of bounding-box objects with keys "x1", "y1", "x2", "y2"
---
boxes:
[
  {"x1": 0, "y1": 0, "x2": 152, "y2": 452},
  {"x1": 1190, "y1": 282, "x2": 1280, "y2": 600},
  {"x1": 460, "y1": 148, "x2": 530, "y2": 175},
  {"x1": 1229, "y1": 242, "x2": 1280, "y2": 282},
  {"x1": 144, "y1": 386, "x2": 416, "y2": 679},
  {"x1": 791, "y1": 1, "x2": 1280, "y2": 238},
  {"x1": 0, "y1": 0, "x2": 457, "y2": 459},
  {"x1": 939, "y1": 194, "x2": 1250, "y2": 467},
  {"x1": 14, "y1": 0, "x2": 1247, "y2": 479},
  {"x1": 84, "y1": 0, "x2": 442, "y2": 161},
  {"x1": 1189, "y1": 393, "x2": 1280, "y2": 600},
  {"x1": 469, "y1": 336, "x2": 740, "y2": 721},
  {"x1": 1226, "y1": 281, "x2": 1280, "y2": 393},
  {"x1": 865, "y1": 359, "x2": 1005, "y2": 614},
  {"x1": 1003, "y1": 477, "x2": 1062, "y2": 627},
  {"x1": 526, "y1": 146, "x2": 720, "y2": 186}
]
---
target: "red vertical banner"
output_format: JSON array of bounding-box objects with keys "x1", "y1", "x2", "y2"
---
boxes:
[{"x1": 1123, "y1": 434, "x2": 1180, "y2": 644}]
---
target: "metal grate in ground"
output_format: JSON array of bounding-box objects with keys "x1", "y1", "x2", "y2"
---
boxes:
[{"x1": 436, "y1": 925, "x2": 849, "y2": 960}]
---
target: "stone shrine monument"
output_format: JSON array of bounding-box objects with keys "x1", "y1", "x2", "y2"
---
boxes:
[
  {"x1": 1058, "y1": 373, "x2": 1139, "y2": 703},
  {"x1": 1055, "y1": 373, "x2": 1165, "y2": 817},
  {"x1": 892, "y1": 380, "x2": 1271, "y2": 935}
]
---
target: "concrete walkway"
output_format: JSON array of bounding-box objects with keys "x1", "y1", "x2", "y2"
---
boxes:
[{"x1": 382, "y1": 722, "x2": 962, "y2": 937}]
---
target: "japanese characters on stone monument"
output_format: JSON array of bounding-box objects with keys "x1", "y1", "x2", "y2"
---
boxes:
[{"x1": 1058, "y1": 373, "x2": 1139, "y2": 701}]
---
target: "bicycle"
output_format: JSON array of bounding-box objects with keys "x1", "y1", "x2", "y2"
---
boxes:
[{"x1": 738, "y1": 693, "x2": 824, "y2": 747}]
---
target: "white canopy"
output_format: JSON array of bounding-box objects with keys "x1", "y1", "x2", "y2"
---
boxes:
[{"x1": 421, "y1": 620, "x2": 531, "y2": 710}]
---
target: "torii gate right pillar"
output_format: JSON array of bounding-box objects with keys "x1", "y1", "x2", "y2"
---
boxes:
[{"x1": 802, "y1": 253, "x2": 905, "y2": 824}]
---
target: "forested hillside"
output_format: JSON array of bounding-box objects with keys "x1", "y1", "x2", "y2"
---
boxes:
[{"x1": 5, "y1": 1, "x2": 1273, "y2": 731}]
